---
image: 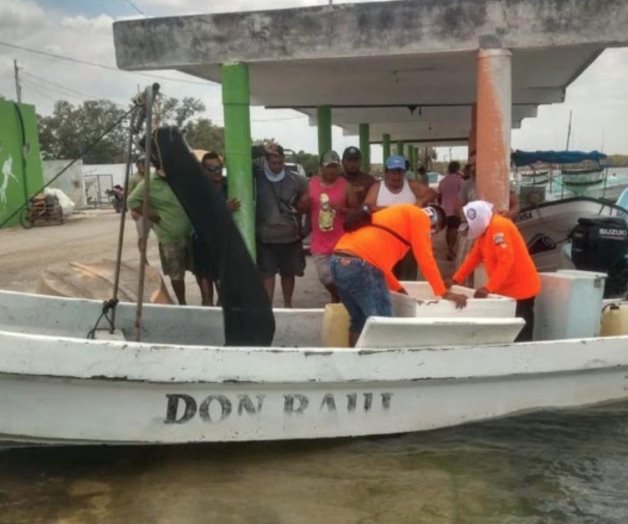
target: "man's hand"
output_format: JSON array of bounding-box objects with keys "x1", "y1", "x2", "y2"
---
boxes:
[
  {"x1": 443, "y1": 291, "x2": 468, "y2": 309},
  {"x1": 474, "y1": 287, "x2": 490, "y2": 299},
  {"x1": 227, "y1": 198, "x2": 241, "y2": 212},
  {"x1": 149, "y1": 212, "x2": 161, "y2": 224}
]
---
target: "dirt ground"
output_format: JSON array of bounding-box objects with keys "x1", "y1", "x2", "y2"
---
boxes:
[{"x1": 0, "y1": 208, "x2": 455, "y2": 308}]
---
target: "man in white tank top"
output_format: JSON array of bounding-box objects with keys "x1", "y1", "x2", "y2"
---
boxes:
[
  {"x1": 364, "y1": 155, "x2": 436, "y2": 210},
  {"x1": 364, "y1": 155, "x2": 438, "y2": 280}
]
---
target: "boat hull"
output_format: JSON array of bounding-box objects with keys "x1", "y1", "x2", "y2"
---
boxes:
[{"x1": 1, "y1": 328, "x2": 628, "y2": 445}]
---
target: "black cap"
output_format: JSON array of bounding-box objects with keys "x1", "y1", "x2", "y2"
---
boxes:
[{"x1": 342, "y1": 146, "x2": 361, "y2": 160}]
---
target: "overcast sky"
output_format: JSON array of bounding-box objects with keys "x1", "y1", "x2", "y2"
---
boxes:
[{"x1": 1, "y1": 0, "x2": 627, "y2": 163}]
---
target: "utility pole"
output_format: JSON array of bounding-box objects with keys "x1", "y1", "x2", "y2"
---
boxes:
[{"x1": 13, "y1": 59, "x2": 22, "y2": 103}]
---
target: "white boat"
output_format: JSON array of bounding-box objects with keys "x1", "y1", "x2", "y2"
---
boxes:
[
  {"x1": 1, "y1": 288, "x2": 628, "y2": 446},
  {"x1": 515, "y1": 197, "x2": 627, "y2": 272}
]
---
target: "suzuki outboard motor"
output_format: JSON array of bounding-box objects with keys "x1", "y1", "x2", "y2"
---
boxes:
[{"x1": 571, "y1": 217, "x2": 628, "y2": 297}]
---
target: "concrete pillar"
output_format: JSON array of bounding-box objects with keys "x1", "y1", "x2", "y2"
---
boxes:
[
  {"x1": 359, "y1": 123, "x2": 370, "y2": 172},
  {"x1": 475, "y1": 48, "x2": 512, "y2": 211},
  {"x1": 317, "y1": 106, "x2": 332, "y2": 158},
  {"x1": 396, "y1": 141, "x2": 404, "y2": 156},
  {"x1": 406, "y1": 144, "x2": 413, "y2": 168},
  {"x1": 468, "y1": 103, "x2": 477, "y2": 164},
  {"x1": 382, "y1": 133, "x2": 391, "y2": 163},
  {"x1": 222, "y1": 62, "x2": 255, "y2": 257}
]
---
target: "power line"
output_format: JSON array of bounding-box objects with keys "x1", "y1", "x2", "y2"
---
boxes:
[
  {"x1": 0, "y1": 41, "x2": 213, "y2": 86},
  {"x1": 22, "y1": 71, "x2": 92, "y2": 100}
]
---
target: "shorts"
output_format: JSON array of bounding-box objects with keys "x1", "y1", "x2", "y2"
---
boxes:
[
  {"x1": 158, "y1": 239, "x2": 193, "y2": 281},
  {"x1": 312, "y1": 253, "x2": 333, "y2": 286},
  {"x1": 446, "y1": 216, "x2": 461, "y2": 229},
  {"x1": 257, "y1": 240, "x2": 306, "y2": 278},
  {"x1": 330, "y1": 255, "x2": 392, "y2": 334}
]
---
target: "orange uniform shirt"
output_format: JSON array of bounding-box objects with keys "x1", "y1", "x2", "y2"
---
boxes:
[
  {"x1": 453, "y1": 214, "x2": 541, "y2": 299},
  {"x1": 334, "y1": 204, "x2": 447, "y2": 296}
]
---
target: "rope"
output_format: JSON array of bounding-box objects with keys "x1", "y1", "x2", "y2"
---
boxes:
[
  {"x1": 0, "y1": 105, "x2": 139, "y2": 230},
  {"x1": 86, "y1": 299, "x2": 119, "y2": 339}
]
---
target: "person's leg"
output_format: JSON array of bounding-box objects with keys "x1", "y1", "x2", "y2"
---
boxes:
[
  {"x1": 196, "y1": 275, "x2": 213, "y2": 306},
  {"x1": 515, "y1": 297, "x2": 536, "y2": 342},
  {"x1": 257, "y1": 241, "x2": 278, "y2": 304},
  {"x1": 171, "y1": 278, "x2": 186, "y2": 305},
  {"x1": 280, "y1": 276, "x2": 295, "y2": 308},
  {"x1": 331, "y1": 256, "x2": 367, "y2": 347},
  {"x1": 314, "y1": 254, "x2": 340, "y2": 303},
  {"x1": 278, "y1": 241, "x2": 306, "y2": 308},
  {"x1": 332, "y1": 256, "x2": 391, "y2": 347}
]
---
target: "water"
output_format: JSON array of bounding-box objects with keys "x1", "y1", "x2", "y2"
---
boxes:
[{"x1": 2, "y1": 401, "x2": 628, "y2": 523}]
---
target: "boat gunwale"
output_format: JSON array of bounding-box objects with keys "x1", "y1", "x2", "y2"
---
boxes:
[{"x1": 2, "y1": 327, "x2": 628, "y2": 385}]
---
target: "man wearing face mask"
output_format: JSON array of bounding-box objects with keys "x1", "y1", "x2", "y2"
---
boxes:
[
  {"x1": 255, "y1": 144, "x2": 308, "y2": 308},
  {"x1": 448, "y1": 200, "x2": 540, "y2": 342},
  {"x1": 331, "y1": 203, "x2": 468, "y2": 346}
]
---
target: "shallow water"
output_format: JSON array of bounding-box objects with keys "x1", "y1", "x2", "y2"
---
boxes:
[{"x1": 2, "y1": 401, "x2": 628, "y2": 523}]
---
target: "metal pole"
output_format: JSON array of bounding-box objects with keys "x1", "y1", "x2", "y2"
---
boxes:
[
  {"x1": 317, "y1": 105, "x2": 332, "y2": 158},
  {"x1": 110, "y1": 118, "x2": 137, "y2": 332},
  {"x1": 13, "y1": 60, "x2": 21, "y2": 103},
  {"x1": 476, "y1": 47, "x2": 512, "y2": 212},
  {"x1": 382, "y1": 133, "x2": 391, "y2": 163},
  {"x1": 359, "y1": 123, "x2": 370, "y2": 172},
  {"x1": 222, "y1": 63, "x2": 255, "y2": 257},
  {"x1": 396, "y1": 141, "x2": 404, "y2": 156},
  {"x1": 135, "y1": 84, "x2": 155, "y2": 342}
]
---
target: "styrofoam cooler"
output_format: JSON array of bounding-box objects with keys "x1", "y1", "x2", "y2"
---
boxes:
[
  {"x1": 534, "y1": 270, "x2": 606, "y2": 341},
  {"x1": 391, "y1": 282, "x2": 516, "y2": 318}
]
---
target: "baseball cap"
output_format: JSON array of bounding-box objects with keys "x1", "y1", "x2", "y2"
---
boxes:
[
  {"x1": 385, "y1": 155, "x2": 406, "y2": 171},
  {"x1": 321, "y1": 150, "x2": 341, "y2": 167},
  {"x1": 342, "y1": 146, "x2": 361, "y2": 160}
]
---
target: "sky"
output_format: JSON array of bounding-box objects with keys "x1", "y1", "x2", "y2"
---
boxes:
[{"x1": 1, "y1": 0, "x2": 628, "y2": 163}]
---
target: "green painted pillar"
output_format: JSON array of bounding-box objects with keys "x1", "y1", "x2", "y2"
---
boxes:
[
  {"x1": 406, "y1": 144, "x2": 413, "y2": 166},
  {"x1": 222, "y1": 63, "x2": 255, "y2": 257},
  {"x1": 382, "y1": 133, "x2": 391, "y2": 163},
  {"x1": 317, "y1": 106, "x2": 332, "y2": 158},
  {"x1": 359, "y1": 123, "x2": 370, "y2": 172},
  {"x1": 413, "y1": 147, "x2": 419, "y2": 167},
  {"x1": 396, "y1": 141, "x2": 404, "y2": 156}
]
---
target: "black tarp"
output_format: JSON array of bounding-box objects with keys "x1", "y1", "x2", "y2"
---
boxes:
[{"x1": 147, "y1": 127, "x2": 275, "y2": 346}]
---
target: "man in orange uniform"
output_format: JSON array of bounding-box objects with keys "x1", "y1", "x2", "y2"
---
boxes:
[
  {"x1": 449, "y1": 200, "x2": 541, "y2": 342},
  {"x1": 331, "y1": 204, "x2": 468, "y2": 346}
]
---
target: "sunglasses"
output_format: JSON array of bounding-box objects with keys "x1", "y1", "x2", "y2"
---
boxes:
[{"x1": 205, "y1": 166, "x2": 223, "y2": 173}]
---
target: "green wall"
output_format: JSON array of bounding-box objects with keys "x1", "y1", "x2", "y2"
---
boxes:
[{"x1": 0, "y1": 100, "x2": 44, "y2": 228}]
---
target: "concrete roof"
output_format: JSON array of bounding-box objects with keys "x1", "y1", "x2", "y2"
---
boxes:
[{"x1": 113, "y1": 0, "x2": 628, "y2": 145}]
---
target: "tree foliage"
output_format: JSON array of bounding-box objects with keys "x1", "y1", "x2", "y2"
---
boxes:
[
  {"x1": 184, "y1": 118, "x2": 225, "y2": 154},
  {"x1": 38, "y1": 99, "x2": 128, "y2": 163},
  {"x1": 38, "y1": 96, "x2": 210, "y2": 164}
]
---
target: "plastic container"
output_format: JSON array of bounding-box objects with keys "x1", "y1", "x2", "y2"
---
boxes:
[
  {"x1": 600, "y1": 304, "x2": 628, "y2": 336},
  {"x1": 321, "y1": 303, "x2": 350, "y2": 348}
]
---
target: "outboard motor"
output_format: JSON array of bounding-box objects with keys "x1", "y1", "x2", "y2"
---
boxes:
[{"x1": 571, "y1": 217, "x2": 628, "y2": 297}]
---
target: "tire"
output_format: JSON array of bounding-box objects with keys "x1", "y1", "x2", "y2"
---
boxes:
[{"x1": 19, "y1": 208, "x2": 34, "y2": 229}]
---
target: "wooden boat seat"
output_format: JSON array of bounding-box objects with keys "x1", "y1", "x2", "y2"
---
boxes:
[{"x1": 355, "y1": 317, "x2": 525, "y2": 349}]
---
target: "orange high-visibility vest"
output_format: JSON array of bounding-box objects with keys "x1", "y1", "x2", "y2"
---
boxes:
[
  {"x1": 334, "y1": 204, "x2": 446, "y2": 296},
  {"x1": 453, "y1": 214, "x2": 540, "y2": 299}
]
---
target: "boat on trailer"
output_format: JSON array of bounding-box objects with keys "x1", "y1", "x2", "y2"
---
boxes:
[{"x1": 1, "y1": 287, "x2": 628, "y2": 446}]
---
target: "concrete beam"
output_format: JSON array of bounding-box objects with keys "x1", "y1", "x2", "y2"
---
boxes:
[{"x1": 113, "y1": 0, "x2": 628, "y2": 70}]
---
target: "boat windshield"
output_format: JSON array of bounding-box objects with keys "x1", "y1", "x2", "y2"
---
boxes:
[{"x1": 616, "y1": 188, "x2": 628, "y2": 210}]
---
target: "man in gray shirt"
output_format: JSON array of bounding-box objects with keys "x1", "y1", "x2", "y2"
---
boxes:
[{"x1": 255, "y1": 145, "x2": 307, "y2": 307}]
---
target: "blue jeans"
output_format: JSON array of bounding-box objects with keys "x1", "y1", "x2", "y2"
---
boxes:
[{"x1": 330, "y1": 255, "x2": 392, "y2": 334}]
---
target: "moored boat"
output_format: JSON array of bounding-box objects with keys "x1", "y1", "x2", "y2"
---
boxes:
[{"x1": 1, "y1": 289, "x2": 628, "y2": 445}]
